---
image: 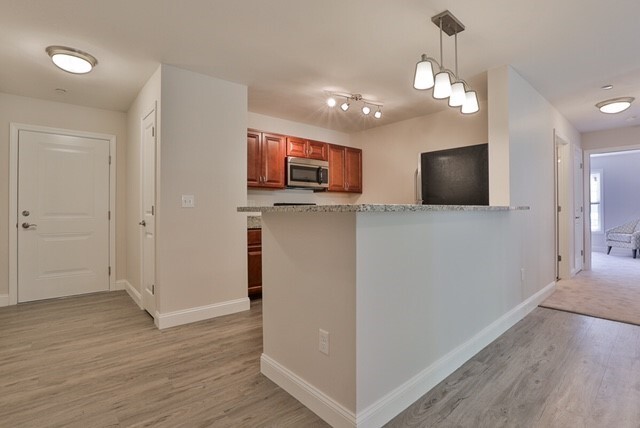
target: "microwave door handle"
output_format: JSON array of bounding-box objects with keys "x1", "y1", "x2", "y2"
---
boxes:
[{"x1": 317, "y1": 167, "x2": 322, "y2": 184}]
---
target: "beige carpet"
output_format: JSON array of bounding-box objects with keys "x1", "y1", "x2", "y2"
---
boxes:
[{"x1": 540, "y1": 251, "x2": 640, "y2": 326}]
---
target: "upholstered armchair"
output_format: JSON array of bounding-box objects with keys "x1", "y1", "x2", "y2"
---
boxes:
[{"x1": 606, "y1": 218, "x2": 640, "y2": 259}]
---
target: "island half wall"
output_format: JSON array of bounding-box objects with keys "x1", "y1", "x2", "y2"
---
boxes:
[{"x1": 238, "y1": 204, "x2": 551, "y2": 428}]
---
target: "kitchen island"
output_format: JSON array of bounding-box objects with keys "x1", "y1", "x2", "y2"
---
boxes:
[{"x1": 238, "y1": 204, "x2": 552, "y2": 428}]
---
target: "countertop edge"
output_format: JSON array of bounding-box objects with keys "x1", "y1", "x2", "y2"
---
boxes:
[{"x1": 238, "y1": 204, "x2": 530, "y2": 213}]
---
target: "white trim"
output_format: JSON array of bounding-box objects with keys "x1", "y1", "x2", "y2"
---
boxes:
[
  {"x1": 0, "y1": 295, "x2": 9, "y2": 307},
  {"x1": 9, "y1": 123, "x2": 117, "y2": 305},
  {"x1": 118, "y1": 280, "x2": 143, "y2": 309},
  {"x1": 113, "y1": 280, "x2": 125, "y2": 290},
  {"x1": 262, "y1": 281, "x2": 556, "y2": 428},
  {"x1": 156, "y1": 298, "x2": 250, "y2": 329},
  {"x1": 261, "y1": 354, "x2": 357, "y2": 428},
  {"x1": 356, "y1": 281, "x2": 556, "y2": 428}
]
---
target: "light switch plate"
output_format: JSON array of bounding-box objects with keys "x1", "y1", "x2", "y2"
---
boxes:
[{"x1": 182, "y1": 194, "x2": 195, "y2": 208}]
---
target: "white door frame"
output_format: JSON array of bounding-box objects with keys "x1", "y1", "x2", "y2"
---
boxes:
[
  {"x1": 554, "y1": 130, "x2": 571, "y2": 280},
  {"x1": 9, "y1": 123, "x2": 116, "y2": 305},
  {"x1": 583, "y1": 143, "x2": 640, "y2": 271}
]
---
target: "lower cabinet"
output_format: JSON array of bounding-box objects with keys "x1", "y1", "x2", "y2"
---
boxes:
[{"x1": 247, "y1": 228, "x2": 262, "y2": 298}]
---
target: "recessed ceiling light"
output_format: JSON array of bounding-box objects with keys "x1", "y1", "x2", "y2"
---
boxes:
[
  {"x1": 596, "y1": 97, "x2": 634, "y2": 114},
  {"x1": 46, "y1": 46, "x2": 97, "y2": 74},
  {"x1": 601, "y1": 84, "x2": 613, "y2": 90}
]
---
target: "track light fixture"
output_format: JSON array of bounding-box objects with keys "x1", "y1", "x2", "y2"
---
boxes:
[
  {"x1": 413, "y1": 10, "x2": 479, "y2": 114},
  {"x1": 326, "y1": 92, "x2": 383, "y2": 119}
]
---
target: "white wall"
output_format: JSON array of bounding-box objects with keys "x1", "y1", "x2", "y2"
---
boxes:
[
  {"x1": 125, "y1": 66, "x2": 161, "y2": 293},
  {"x1": 582, "y1": 125, "x2": 640, "y2": 151},
  {"x1": 0, "y1": 92, "x2": 127, "y2": 297},
  {"x1": 247, "y1": 112, "x2": 359, "y2": 207},
  {"x1": 350, "y1": 101, "x2": 488, "y2": 204},
  {"x1": 490, "y1": 65, "x2": 581, "y2": 288},
  {"x1": 156, "y1": 65, "x2": 248, "y2": 314}
]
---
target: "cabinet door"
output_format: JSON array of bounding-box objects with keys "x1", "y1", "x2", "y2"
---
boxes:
[
  {"x1": 247, "y1": 131, "x2": 262, "y2": 187},
  {"x1": 247, "y1": 229, "x2": 262, "y2": 298},
  {"x1": 286, "y1": 137, "x2": 307, "y2": 158},
  {"x1": 328, "y1": 145, "x2": 346, "y2": 192},
  {"x1": 345, "y1": 147, "x2": 362, "y2": 193},
  {"x1": 307, "y1": 140, "x2": 328, "y2": 161},
  {"x1": 262, "y1": 133, "x2": 286, "y2": 188}
]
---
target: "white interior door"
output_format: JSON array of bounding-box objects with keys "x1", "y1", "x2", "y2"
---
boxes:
[
  {"x1": 141, "y1": 110, "x2": 157, "y2": 317},
  {"x1": 18, "y1": 130, "x2": 110, "y2": 302},
  {"x1": 573, "y1": 147, "x2": 584, "y2": 274}
]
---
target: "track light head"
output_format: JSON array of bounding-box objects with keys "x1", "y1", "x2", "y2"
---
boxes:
[
  {"x1": 362, "y1": 105, "x2": 371, "y2": 115},
  {"x1": 340, "y1": 101, "x2": 350, "y2": 111},
  {"x1": 374, "y1": 109, "x2": 382, "y2": 119},
  {"x1": 327, "y1": 97, "x2": 337, "y2": 108}
]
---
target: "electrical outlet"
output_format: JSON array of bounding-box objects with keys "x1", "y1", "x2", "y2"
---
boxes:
[
  {"x1": 181, "y1": 194, "x2": 195, "y2": 208},
  {"x1": 319, "y1": 329, "x2": 329, "y2": 355}
]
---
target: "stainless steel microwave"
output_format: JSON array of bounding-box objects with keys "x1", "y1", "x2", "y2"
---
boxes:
[{"x1": 286, "y1": 156, "x2": 329, "y2": 189}]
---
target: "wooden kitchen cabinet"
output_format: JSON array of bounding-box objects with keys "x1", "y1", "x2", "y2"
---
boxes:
[
  {"x1": 247, "y1": 130, "x2": 286, "y2": 189},
  {"x1": 328, "y1": 144, "x2": 362, "y2": 193},
  {"x1": 247, "y1": 228, "x2": 262, "y2": 298},
  {"x1": 286, "y1": 137, "x2": 327, "y2": 161}
]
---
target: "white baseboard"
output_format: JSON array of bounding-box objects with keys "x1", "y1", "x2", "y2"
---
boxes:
[
  {"x1": 261, "y1": 354, "x2": 357, "y2": 428},
  {"x1": 262, "y1": 281, "x2": 556, "y2": 428},
  {"x1": 120, "y1": 280, "x2": 143, "y2": 309},
  {"x1": 156, "y1": 297, "x2": 250, "y2": 330},
  {"x1": 113, "y1": 279, "x2": 126, "y2": 291},
  {"x1": 356, "y1": 281, "x2": 557, "y2": 427},
  {"x1": 0, "y1": 294, "x2": 8, "y2": 307}
]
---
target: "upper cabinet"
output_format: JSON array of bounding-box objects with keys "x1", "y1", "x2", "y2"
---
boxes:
[
  {"x1": 247, "y1": 130, "x2": 286, "y2": 189},
  {"x1": 248, "y1": 129, "x2": 361, "y2": 193},
  {"x1": 328, "y1": 145, "x2": 362, "y2": 193},
  {"x1": 286, "y1": 137, "x2": 328, "y2": 161}
]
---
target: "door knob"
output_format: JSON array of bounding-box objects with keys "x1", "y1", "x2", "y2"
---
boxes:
[
  {"x1": 21, "y1": 222, "x2": 37, "y2": 229},
  {"x1": 139, "y1": 220, "x2": 146, "y2": 226}
]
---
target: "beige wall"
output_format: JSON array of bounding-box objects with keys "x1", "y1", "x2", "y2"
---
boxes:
[
  {"x1": 0, "y1": 92, "x2": 127, "y2": 297},
  {"x1": 157, "y1": 65, "x2": 248, "y2": 313},
  {"x1": 489, "y1": 65, "x2": 581, "y2": 293},
  {"x1": 582, "y1": 125, "x2": 640, "y2": 151},
  {"x1": 351, "y1": 101, "x2": 488, "y2": 204},
  {"x1": 125, "y1": 66, "x2": 161, "y2": 293}
]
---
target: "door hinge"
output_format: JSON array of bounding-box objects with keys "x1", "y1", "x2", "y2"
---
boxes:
[
  {"x1": 558, "y1": 255, "x2": 562, "y2": 262},
  {"x1": 152, "y1": 127, "x2": 155, "y2": 137},
  {"x1": 580, "y1": 162, "x2": 583, "y2": 169},
  {"x1": 109, "y1": 155, "x2": 112, "y2": 165},
  {"x1": 580, "y1": 206, "x2": 583, "y2": 213},
  {"x1": 151, "y1": 205, "x2": 155, "y2": 216},
  {"x1": 152, "y1": 284, "x2": 155, "y2": 295},
  {"x1": 558, "y1": 206, "x2": 562, "y2": 213},
  {"x1": 108, "y1": 266, "x2": 112, "y2": 276},
  {"x1": 581, "y1": 250, "x2": 584, "y2": 256},
  {"x1": 108, "y1": 210, "x2": 111, "y2": 220}
]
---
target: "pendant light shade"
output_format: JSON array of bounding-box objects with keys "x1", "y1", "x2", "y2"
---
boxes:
[
  {"x1": 413, "y1": 55, "x2": 435, "y2": 90},
  {"x1": 448, "y1": 81, "x2": 466, "y2": 107},
  {"x1": 433, "y1": 71, "x2": 452, "y2": 99},
  {"x1": 461, "y1": 90, "x2": 479, "y2": 114}
]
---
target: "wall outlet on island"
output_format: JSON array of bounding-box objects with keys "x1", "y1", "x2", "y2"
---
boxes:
[{"x1": 319, "y1": 329, "x2": 330, "y2": 355}]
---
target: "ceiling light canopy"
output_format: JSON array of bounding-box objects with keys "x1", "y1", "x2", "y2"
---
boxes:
[
  {"x1": 596, "y1": 97, "x2": 634, "y2": 114},
  {"x1": 46, "y1": 46, "x2": 97, "y2": 74},
  {"x1": 326, "y1": 92, "x2": 383, "y2": 119},
  {"x1": 412, "y1": 10, "x2": 478, "y2": 114}
]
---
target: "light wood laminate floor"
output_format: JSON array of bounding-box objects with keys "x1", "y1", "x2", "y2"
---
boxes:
[{"x1": 1, "y1": 292, "x2": 639, "y2": 427}]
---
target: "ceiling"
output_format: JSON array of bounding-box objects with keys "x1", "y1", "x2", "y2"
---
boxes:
[{"x1": 2, "y1": 0, "x2": 640, "y2": 134}]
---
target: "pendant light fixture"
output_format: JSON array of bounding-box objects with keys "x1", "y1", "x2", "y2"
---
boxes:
[
  {"x1": 326, "y1": 92, "x2": 383, "y2": 119},
  {"x1": 412, "y1": 10, "x2": 478, "y2": 114}
]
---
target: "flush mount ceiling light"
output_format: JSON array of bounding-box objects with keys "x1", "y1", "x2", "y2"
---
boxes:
[
  {"x1": 326, "y1": 92, "x2": 383, "y2": 119},
  {"x1": 596, "y1": 97, "x2": 634, "y2": 114},
  {"x1": 413, "y1": 10, "x2": 478, "y2": 114},
  {"x1": 46, "y1": 46, "x2": 97, "y2": 74}
]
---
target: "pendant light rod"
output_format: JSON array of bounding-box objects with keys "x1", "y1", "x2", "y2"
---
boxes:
[
  {"x1": 454, "y1": 31, "x2": 458, "y2": 79},
  {"x1": 439, "y1": 17, "x2": 444, "y2": 71}
]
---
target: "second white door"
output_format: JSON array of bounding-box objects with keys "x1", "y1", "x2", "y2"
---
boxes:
[{"x1": 141, "y1": 109, "x2": 157, "y2": 317}]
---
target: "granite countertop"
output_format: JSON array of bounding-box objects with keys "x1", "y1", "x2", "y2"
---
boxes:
[
  {"x1": 247, "y1": 216, "x2": 262, "y2": 229},
  {"x1": 238, "y1": 204, "x2": 530, "y2": 213}
]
